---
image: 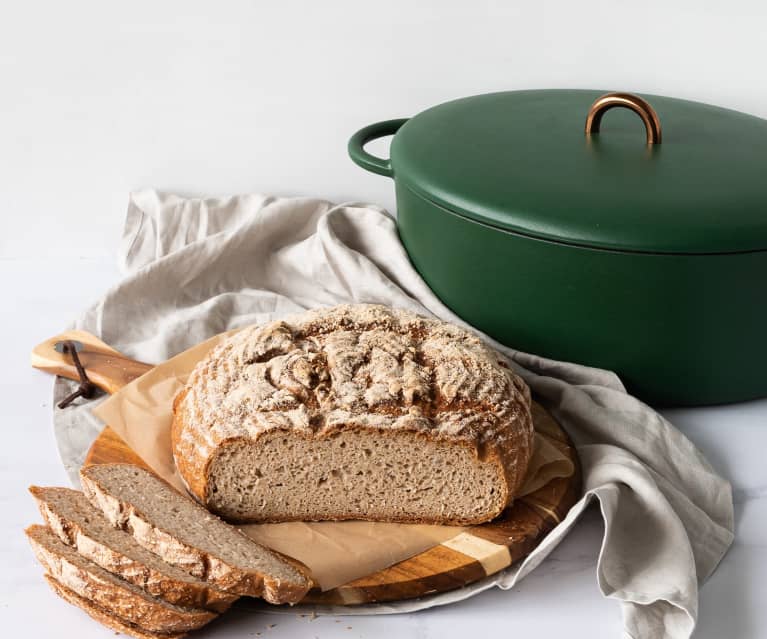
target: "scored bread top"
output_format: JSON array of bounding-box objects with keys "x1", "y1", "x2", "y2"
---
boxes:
[{"x1": 173, "y1": 304, "x2": 534, "y2": 503}]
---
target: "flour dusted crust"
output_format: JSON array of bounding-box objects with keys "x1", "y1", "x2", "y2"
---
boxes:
[{"x1": 172, "y1": 304, "x2": 534, "y2": 524}]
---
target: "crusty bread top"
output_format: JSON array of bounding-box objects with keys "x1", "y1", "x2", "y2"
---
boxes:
[{"x1": 174, "y1": 304, "x2": 534, "y2": 499}]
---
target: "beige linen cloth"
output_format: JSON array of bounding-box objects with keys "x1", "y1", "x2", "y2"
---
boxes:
[{"x1": 53, "y1": 190, "x2": 734, "y2": 639}]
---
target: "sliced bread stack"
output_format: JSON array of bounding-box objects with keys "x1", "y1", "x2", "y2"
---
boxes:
[{"x1": 27, "y1": 463, "x2": 312, "y2": 638}]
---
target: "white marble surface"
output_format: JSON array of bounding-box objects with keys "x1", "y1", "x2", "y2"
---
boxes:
[{"x1": 1, "y1": 255, "x2": 764, "y2": 638}]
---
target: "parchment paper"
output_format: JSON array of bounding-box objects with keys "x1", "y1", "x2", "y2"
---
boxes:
[{"x1": 92, "y1": 329, "x2": 573, "y2": 591}]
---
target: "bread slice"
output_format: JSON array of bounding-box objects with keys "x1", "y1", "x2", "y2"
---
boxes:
[
  {"x1": 30, "y1": 486, "x2": 237, "y2": 612},
  {"x1": 43, "y1": 574, "x2": 186, "y2": 639},
  {"x1": 80, "y1": 464, "x2": 311, "y2": 604},
  {"x1": 26, "y1": 525, "x2": 216, "y2": 634}
]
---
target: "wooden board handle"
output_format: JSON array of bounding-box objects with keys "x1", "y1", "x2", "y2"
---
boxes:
[{"x1": 31, "y1": 330, "x2": 152, "y2": 395}]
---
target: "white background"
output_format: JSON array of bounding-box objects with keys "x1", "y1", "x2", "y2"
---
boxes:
[{"x1": 1, "y1": 1, "x2": 766, "y2": 638}]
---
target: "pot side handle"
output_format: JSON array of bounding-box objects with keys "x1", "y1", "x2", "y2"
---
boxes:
[{"x1": 348, "y1": 118, "x2": 409, "y2": 178}]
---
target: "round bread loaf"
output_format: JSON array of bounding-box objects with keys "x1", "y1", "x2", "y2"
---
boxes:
[{"x1": 172, "y1": 304, "x2": 534, "y2": 525}]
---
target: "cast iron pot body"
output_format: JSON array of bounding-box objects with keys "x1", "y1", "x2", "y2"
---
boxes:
[{"x1": 349, "y1": 90, "x2": 767, "y2": 407}]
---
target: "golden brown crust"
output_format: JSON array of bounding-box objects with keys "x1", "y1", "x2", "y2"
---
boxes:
[
  {"x1": 26, "y1": 525, "x2": 215, "y2": 633},
  {"x1": 171, "y1": 387, "x2": 210, "y2": 503},
  {"x1": 42, "y1": 574, "x2": 187, "y2": 639},
  {"x1": 172, "y1": 304, "x2": 533, "y2": 524}
]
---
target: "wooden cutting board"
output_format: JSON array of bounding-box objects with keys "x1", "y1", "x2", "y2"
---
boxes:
[{"x1": 32, "y1": 330, "x2": 581, "y2": 606}]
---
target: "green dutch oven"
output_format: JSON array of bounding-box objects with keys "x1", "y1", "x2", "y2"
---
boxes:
[{"x1": 348, "y1": 89, "x2": 767, "y2": 407}]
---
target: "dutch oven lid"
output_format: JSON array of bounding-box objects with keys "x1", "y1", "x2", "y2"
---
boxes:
[{"x1": 388, "y1": 89, "x2": 767, "y2": 254}]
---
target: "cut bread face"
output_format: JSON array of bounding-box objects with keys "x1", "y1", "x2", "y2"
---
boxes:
[
  {"x1": 207, "y1": 428, "x2": 508, "y2": 524},
  {"x1": 80, "y1": 463, "x2": 311, "y2": 603},
  {"x1": 26, "y1": 525, "x2": 216, "y2": 634},
  {"x1": 29, "y1": 486, "x2": 237, "y2": 612},
  {"x1": 43, "y1": 574, "x2": 187, "y2": 639}
]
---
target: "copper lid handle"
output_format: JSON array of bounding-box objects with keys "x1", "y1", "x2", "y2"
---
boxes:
[{"x1": 585, "y1": 92, "x2": 662, "y2": 144}]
